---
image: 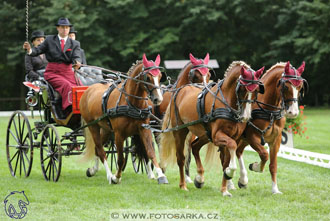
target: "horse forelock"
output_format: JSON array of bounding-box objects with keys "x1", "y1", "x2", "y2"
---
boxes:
[
  {"x1": 127, "y1": 60, "x2": 143, "y2": 76},
  {"x1": 224, "y1": 61, "x2": 251, "y2": 78}
]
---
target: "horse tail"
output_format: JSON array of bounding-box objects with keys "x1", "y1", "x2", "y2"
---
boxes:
[
  {"x1": 159, "y1": 104, "x2": 177, "y2": 168},
  {"x1": 80, "y1": 119, "x2": 96, "y2": 162},
  {"x1": 204, "y1": 142, "x2": 221, "y2": 168}
]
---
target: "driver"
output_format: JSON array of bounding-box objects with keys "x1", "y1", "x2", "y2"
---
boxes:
[{"x1": 23, "y1": 18, "x2": 82, "y2": 114}]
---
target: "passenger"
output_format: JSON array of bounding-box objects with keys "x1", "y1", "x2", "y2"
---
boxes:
[
  {"x1": 69, "y1": 26, "x2": 87, "y2": 65},
  {"x1": 25, "y1": 30, "x2": 48, "y2": 81},
  {"x1": 23, "y1": 18, "x2": 82, "y2": 114}
]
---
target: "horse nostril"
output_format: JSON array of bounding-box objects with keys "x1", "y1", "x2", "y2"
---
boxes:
[{"x1": 153, "y1": 98, "x2": 158, "y2": 104}]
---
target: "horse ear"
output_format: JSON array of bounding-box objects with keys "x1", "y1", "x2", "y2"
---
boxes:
[
  {"x1": 285, "y1": 61, "x2": 290, "y2": 74},
  {"x1": 240, "y1": 66, "x2": 247, "y2": 77},
  {"x1": 143, "y1": 53, "x2": 148, "y2": 67},
  {"x1": 297, "y1": 61, "x2": 305, "y2": 76},
  {"x1": 189, "y1": 53, "x2": 197, "y2": 63},
  {"x1": 155, "y1": 54, "x2": 161, "y2": 66},
  {"x1": 255, "y1": 66, "x2": 265, "y2": 79},
  {"x1": 204, "y1": 53, "x2": 209, "y2": 65}
]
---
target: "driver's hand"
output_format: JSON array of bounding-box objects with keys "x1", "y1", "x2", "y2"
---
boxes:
[
  {"x1": 23, "y1": 41, "x2": 31, "y2": 52},
  {"x1": 73, "y1": 61, "x2": 81, "y2": 70}
]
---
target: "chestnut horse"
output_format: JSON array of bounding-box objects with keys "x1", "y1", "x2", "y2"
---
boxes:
[
  {"x1": 153, "y1": 53, "x2": 212, "y2": 119},
  {"x1": 144, "y1": 53, "x2": 212, "y2": 179},
  {"x1": 160, "y1": 61, "x2": 264, "y2": 196},
  {"x1": 229, "y1": 61, "x2": 307, "y2": 194},
  {"x1": 80, "y1": 54, "x2": 168, "y2": 184}
]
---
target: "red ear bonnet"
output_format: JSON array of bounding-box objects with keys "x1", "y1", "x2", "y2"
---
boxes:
[
  {"x1": 240, "y1": 66, "x2": 264, "y2": 92},
  {"x1": 189, "y1": 53, "x2": 209, "y2": 76},
  {"x1": 283, "y1": 61, "x2": 304, "y2": 87},
  {"x1": 142, "y1": 53, "x2": 161, "y2": 76}
]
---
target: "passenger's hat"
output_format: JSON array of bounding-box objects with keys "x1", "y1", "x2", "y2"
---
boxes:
[
  {"x1": 55, "y1": 17, "x2": 72, "y2": 27},
  {"x1": 69, "y1": 26, "x2": 77, "y2": 34},
  {"x1": 30, "y1": 30, "x2": 45, "y2": 42}
]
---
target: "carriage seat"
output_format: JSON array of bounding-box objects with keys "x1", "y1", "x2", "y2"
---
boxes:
[{"x1": 76, "y1": 67, "x2": 106, "y2": 86}]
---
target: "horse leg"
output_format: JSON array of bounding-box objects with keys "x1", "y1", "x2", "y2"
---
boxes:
[
  {"x1": 213, "y1": 132, "x2": 237, "y2": 197},
  {"x1": 110, "y1": 133, "x2": 127, "y2": 184},
  {"x1": 235, "y1": 139, "x2": 249, "y2": 189},
  {"x1": 86, "y1": 157, "x2": 99, "y2": 177},
  {"x1": 86, "y1": 125, "x2": 115, "y2": 184},
  {"x1": 184, "y1": 133, "x2": 196, "y2": 184},
  {"x1": 191, "y1": 135, "x2": 209, "y2": 189},
  {"x1": 173, "y1": 129, "x2": 189, "y2": 190},
  {"x1": 246, "y1": 133, "x2": 269, "y2": 173},
  {"x1": 217, "y1": 146, "x2": 235, "y2": 190},
  {"x1": 269, "y1": 135, "x2": 282, "y2": 194},
  {"x1": 139, "y1": 129, "x2": 168, "y2": 184}
]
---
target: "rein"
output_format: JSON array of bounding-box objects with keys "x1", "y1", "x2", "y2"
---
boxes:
[{"x1": 80, "y1": 64, "x2": 164, "y2": 91}]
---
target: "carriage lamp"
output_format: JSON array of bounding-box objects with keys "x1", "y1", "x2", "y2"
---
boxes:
[{"x1": 25, "y1": 90, "x2": 38, "y2": 107}]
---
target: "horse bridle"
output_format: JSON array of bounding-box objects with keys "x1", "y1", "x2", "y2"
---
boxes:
[
  {"x1": 234, "y1": 69, "x2": 264, "y2": 119},
  {"x1": 277, "y1": 66, "x2": 308, "y2": 110},
  {"x1": 189, "y1": 64, "x2": 215, "y2": 83},
  {"x1": 204, "y1": 68, "x2": 263, "y2": 122}
]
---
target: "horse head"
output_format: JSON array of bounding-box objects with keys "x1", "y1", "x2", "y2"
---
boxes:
[
  {"x1": 189, "y1": 53, "x2": 213, "y2": 85},
  {"x1": 238, "y1": 66, "x2": 265, "y2": 122},
  {"x1": 142, "y1": 54, "x2": 166, "y2": 105},
  {"x1": 280, "y1": 61, "x2": 306, "y2": 118}
]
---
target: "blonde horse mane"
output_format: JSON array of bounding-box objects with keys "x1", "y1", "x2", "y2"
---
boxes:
[
  {"x1": 223, "y1": 61, "x2": 251, "y2": 78},
  {"x1": 262, "y1": 62, "x2": 286, "y2": 78},
  {"x1": 127, "y1": 60, "x2": 143, "y2": 76}
]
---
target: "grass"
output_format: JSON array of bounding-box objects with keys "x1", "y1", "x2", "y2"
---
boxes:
[
  {"x1": 0, "y1": 108, "x2": 330, "y2": 220},
  {"x1": 292, "y1": 108, "x2": 330, "y2": 154}
]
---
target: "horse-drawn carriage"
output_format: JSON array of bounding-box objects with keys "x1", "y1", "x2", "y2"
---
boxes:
[
  {"x1": 6, "y1": 52, "x2": 308, "y2": 196},
  {"x1": 6, "y1": 64, "x2": 154, "y2": 182}
]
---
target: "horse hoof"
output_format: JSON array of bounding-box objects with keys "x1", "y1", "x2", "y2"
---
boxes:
[
  {"x1": 86, "y1": 168, "x2": 92, "y2": 177},
  {"x1": 238, "y1": 181, "x2": 247, "y2": 189},
  {"x1": 194, "y1": 178, "x2": 204, "y2": 189},
  {"x1": 180, "y1": 186, "x2": 189, "y2": 191},
  {"x1": 223, "y1": 173, "x2": 232, "y2": 180},
  {"x1": 222, "y1": 191, "x2": 232, "y2": 197},
  {"x1": 185, "y1": 176, "x2": 193, "y2": 184},
  {"x1": 272, "y1": 190, "x2": 283, "y2": 195},
  {"x1": 249, "y1": 163, "x2": 254, "y2": 171},
  {"x1": 111, "y1": 177, "x2": 121, "y2": 184},
  {"x1": 158, "y1": 176, "x2": 169, "y2": 184}
]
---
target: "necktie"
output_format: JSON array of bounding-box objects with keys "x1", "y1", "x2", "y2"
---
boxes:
[{"x1": 60, "y1": 39, "x2": 65, "y2": 52}]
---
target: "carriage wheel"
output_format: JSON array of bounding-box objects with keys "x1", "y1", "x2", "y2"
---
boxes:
[
  {"x1": 40, "y1": 124, "x2": 62, "y2": 182},
  {"x1": 6, "y1": 111, "x2": 34, "y2": 177},
  {"x1": 131, "y1": 152, "x2": 148, "y2": 174},
  {"x1": 106, "y1": 141, "x2": 129, "y2": 172}
]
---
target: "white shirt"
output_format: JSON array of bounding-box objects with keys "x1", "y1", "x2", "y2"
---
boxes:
[{"x1": 58, "y1": 35, "x2": 68, "y2": 44}]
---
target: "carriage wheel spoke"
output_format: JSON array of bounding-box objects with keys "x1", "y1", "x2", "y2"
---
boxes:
[
  {"x1": 52, "y1": 161, "x2": 55, "y2": 181},
  {"x1": 14, "y1": 150, "x2": 20, "y2": 176},
  {"x1": 22, "y1": 133, "x2": 29, "y2": 145},
  {"x1": 8, "y1": 128, "x2": 20, "y2": 145},
  {"x1": 22, "y1": 150, "x2": 30, "y2": 165},
  {"x1": 45, "y1": 159, "x2": 51, "y2": 175},
  {"x1": 12, "y1": 118, "x2": 19, "y2": 142},
  {"x1": 48, "y1": 159, "x2": 52, "y2": 180},
  {"x1": 10, "y1": 151, "x2": 19, "y2": 164},
  {"x1": 41, "y1": 155, "x2": 50, "y2": 163},
  {"x1": 21, "y1": 151, "x2": 27, "y2": 176},
  {"x1": 20, "y1": 119, "x2": 26, "y2": 143},
  {"x1": 53, "y1": 161, "x2": 58, "y2": 174}
]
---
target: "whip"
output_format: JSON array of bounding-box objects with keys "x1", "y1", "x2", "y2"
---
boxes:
[{"x1": 25, "y1": 0, "x2": 29, "y2": 42}]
